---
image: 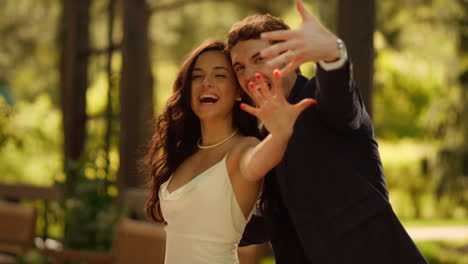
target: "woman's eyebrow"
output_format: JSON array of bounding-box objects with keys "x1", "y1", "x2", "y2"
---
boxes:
[{"x1": 213, "y1": 66, "x2": 229, "y2": 71}]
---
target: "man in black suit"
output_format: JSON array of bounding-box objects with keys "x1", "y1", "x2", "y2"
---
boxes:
[{"x1": 226, "y1": 0, "x2": 428, "y2": 263}]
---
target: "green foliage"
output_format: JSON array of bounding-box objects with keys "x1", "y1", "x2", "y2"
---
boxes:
[
  {"x1": 0, "y1": 94, "x2": 61, "y2": 185},
  {"x1": 373, "y1": 0, "x2": 468, "y2": 218},
  {"x1": 260, "y1": 257, "x2": 276, "y2": 264},
  {"x1": 373, "y1": 0, "x2": 461, "y2": 140},
  {"x1": 374, "y1": 53, "x2": 437, "y2": 138},
  {"x1": 0, "y1": 0, "x2": 60, "y2": 104},
  {"x1": 0, "y1": 65, "x2": 121, "y2": 250},
  {"x1": 402, "y1": 218, "x2": 468, "y2": 227},
  {"x1": 435, "y1": 148, "x2": 468, "y2": 212},
  {"x1": 379, "y1": 139, "x2": 467, "y2": 219},
  {"x1": 0, "y1": 96, "x2": 15, "y2": 147},
  {"x1": 431, "y1": 0, "x2": 468, "y2": 216},
  {"x1": 62, "y1": 176, "x2": 120, "y2": 251},
  {"x1": 380, "y1": 139, "x2": 436, "y2": 218},
  {"x1": 150, "y1": 1, "x2": 243, "y2": 64},
  {"x1": 60, "y1": 85, "x2": 121, "y2": 251}
]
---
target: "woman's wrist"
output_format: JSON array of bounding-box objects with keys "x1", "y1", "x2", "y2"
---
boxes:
[{"x1": 270, "y1": 128, "x2": 292, "y2": 145}]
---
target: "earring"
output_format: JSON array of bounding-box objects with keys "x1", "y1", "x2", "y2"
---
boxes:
[{"x1": 236, "y1": 96, "x2": 242, "y2": 102}]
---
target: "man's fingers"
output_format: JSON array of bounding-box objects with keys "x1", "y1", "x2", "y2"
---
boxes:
[
  {"x1": 293, "y1": 98, "x2": 317, "y2": 116},
  {"x1": 296, "y1": 0, "x2": 316, "y2": 22},
  {"x1": 267, "y1": 50, "x2": 297, "y2": 70},
  {"x1": 279, "y1": 61, "x2": 300, "y2": 76},
  {"x1": 260, "y1": 29, "x2": 297, "y2": 41},
  {"x1": 266, "y1": 55, "x2": 284, "y2": 70},
  {"x1": 240, "y1": 103, "x2": 260, "y2": 118},
  {"x1": 260, "y1": 42, "x2": 288, "y2": 59},
  {"x1": 260, "y1": 39, "x2": 301, "y2": 59}
]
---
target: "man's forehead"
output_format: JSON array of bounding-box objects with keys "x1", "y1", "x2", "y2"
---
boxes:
[{"x1": 231, "y1": 39, "x2": 271, "y2": 61}]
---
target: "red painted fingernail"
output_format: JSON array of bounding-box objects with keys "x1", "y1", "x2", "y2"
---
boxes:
[
  {"x1": 240, "y1": 103, "x2": 246, "y2": 110},
  {"x1": 274, "y1": 69, "x2": 280, "y2": 78},
  {"x1": 310, "y1": 99, "x2": 317, "y2": 105},
  {"x1": 249, "y1": 82, "x2": 255, "y2": 89},
  {"x1": 255, "y1": 73, "x2": 262, "y2": 79}
]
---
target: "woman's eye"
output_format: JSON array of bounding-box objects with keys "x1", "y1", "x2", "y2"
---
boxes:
[
  {"x1": 192, "y1": 75, "x2": 203, "y2": 79},
  {"x1": 215, "y1": 74, "x2": 226, "y2": 78},
  {"x1": 255, "y1": 57, "x2": 264, "y2": 63}
]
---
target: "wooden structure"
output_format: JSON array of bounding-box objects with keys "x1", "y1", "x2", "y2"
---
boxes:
[
  {"x1": 42, "y1": 217, "x2": 165, "y2": 264},
  {"x1": 0, "y1": 202, "x2": 38, "y2": 264},
  {"x1": 0, "y1": 184, "x2": 268, "y2": 263},
  {"x1": 0, "y1": 184, "x2": 63, "y2": 241}
]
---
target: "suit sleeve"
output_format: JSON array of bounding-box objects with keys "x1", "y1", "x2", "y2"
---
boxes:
[
  {"x1": 239, "y1": 214, "x2": 270, "y2": 247},
  {"x1": 314, "y1": 60, "x2": 372, "y2": 135}
]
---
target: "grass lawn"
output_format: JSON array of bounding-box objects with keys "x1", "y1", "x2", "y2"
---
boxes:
[
  {"x1": 260, "y1": 257, "x2": 275, "y2": 264},
  {"x1": 417, "y1": 240, "x2": 468, "y2": 264}
]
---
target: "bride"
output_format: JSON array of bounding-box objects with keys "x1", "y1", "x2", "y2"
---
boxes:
[{"x1": 144, "y1": 39, "x2": 315, "y2": 263}]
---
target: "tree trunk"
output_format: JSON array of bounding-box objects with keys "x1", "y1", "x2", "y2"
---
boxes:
[
  {"x1": 103, "y1": 0, "x2": 116, "y2": 191},
  {"x1": 119, "y1": 0, "x2": 154, "y2": 195},
  {"x1": 60, "y1": 0, "x2": 90, "y2": 196},
  {"x1": 337, "y1": 0, "x2": 375, "y2": 118}
]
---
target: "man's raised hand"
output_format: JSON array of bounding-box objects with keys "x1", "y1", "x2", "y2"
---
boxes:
[{"x1": 259, "y1": 0, "x2": 340, "y2": 75}]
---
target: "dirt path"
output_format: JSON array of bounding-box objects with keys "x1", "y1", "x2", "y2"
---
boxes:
[{"x1": 406, "y1": 226, "x2": 468, "y2": 241}]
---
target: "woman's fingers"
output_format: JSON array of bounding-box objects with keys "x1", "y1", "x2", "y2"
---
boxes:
[
  {"x1": 240, "y1": 103, "x2": 260, "y2": 118},
  {"x1": 272, "y1": 69, "x2": 283, "y2": 96},
  {"x1": 293, "y1": 98, "x2": 317, "y2": 117},
  {"x1": 255, "y1": 73, "x2": 272, "y2": 98},
  {"x1": 248, "y1": 81, "x2": 265, "y2": 105}
]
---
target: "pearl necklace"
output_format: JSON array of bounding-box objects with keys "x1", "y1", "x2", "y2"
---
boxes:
[{"x1": 197, "y1": 130, "x2": 238, "y2": 149}]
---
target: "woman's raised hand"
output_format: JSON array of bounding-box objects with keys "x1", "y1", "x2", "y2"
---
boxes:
[{"x1": 240, "y1": 70, "x2": 316, "y2": 140}]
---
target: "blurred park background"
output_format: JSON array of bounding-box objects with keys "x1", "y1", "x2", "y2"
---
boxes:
[{"x1": 0, "y1": 0, "x2": 467, "y2": 263}]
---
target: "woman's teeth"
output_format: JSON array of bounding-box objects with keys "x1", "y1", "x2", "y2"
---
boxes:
[{"x1": 199, "y1": 94, "x2": 219, "y2": 103}]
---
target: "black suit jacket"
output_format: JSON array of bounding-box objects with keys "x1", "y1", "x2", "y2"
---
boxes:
[{"x1": 241, "y1": 62, "x2": 427, "y2": 264}]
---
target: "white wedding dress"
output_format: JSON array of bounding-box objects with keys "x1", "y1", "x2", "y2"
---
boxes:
[{"x1": 159, "y1": 154, "x2": 254, "y2": 264}]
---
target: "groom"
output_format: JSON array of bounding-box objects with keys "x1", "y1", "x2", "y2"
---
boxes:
[{"x1": 226, "y1": 0, "x2": 428, "y2": 263}]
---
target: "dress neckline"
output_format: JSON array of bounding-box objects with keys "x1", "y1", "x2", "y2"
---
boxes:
[{"x1": 162, "y1": 153, "x2": 228, "y2": 198}]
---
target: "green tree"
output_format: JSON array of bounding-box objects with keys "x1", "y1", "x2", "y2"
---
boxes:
[{"x1": 434, "y1": 0, "x2": 468, "y2": 216}]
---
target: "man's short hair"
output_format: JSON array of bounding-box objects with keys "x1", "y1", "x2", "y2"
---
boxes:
[{"x1": 225, "y1": 14, "x2": 290, "y2": 53}]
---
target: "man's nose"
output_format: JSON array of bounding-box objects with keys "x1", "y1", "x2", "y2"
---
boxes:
[
  {"x1": 245, "y1": 67, "x2": 257, "y2": 86},
  {"x1": 202, "y1": 76, "x2": 214, "y2": 87}
]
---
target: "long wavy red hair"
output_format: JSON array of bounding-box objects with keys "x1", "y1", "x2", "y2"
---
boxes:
[{"x1": 144, "y1": 40, "x2": 261, "y2": 222}]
